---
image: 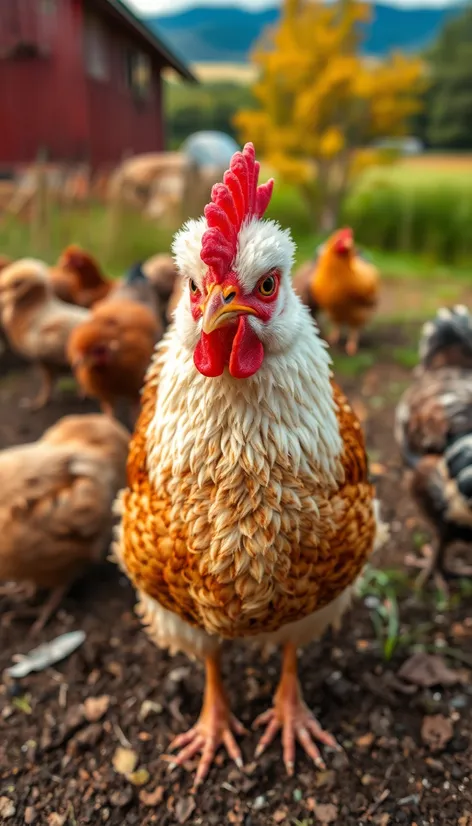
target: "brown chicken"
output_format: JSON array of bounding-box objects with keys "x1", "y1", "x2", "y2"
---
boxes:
[
  {"x1": 67, "y1": 296, "x2": 160, "y2": 421},
  {"x1": 395, "y1": 305, "x2": 472, "y2": 588},
  {"x1": 0, "y1": 255, "x2": 12, "y2": 272},
  {"x1": 0, "y1": 259, "x2": 89, "y2": 408},
  {"x1": 311, "y1": 228, "x2": 380, "y2": 355},
  {"x1": 115, "y1": 143, "x2": 388, "y2": 788},
  {"x1": 142, "y1": 253, "x2": 179, "y2": 302},
  {"x1": 0, "y1": 414, "x2": 129, "y2": 635},
  {"x1": 50, "y1": 245, "x2": 115, "y2": 308},
  {"x1": 99, "y1": 261, "x2": 163, "y2": 323},
  {"x1": 292, "y1": 259, "x2": 319, "y2": 316}
]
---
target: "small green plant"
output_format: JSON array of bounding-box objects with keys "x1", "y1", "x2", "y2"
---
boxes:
[
  {"x1": 331, "y1": 351, "x2": 375, "y2": 378},
  {"x1": 357, "y1": 566, "x2": 410, "y2": 660}
]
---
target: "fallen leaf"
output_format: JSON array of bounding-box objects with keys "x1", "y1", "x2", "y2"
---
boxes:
[
  {"x1": 47, "y1": 815, "x2": 66, "y2": 826},
  {"x1": 314, "y1": 770, "x2": 336, "y2": 790},
  {"x1": 0, "y1": 798, "x2": 15, "y2": 819},
  {"x1": 272, "y1": 808, "x2": 288, "y2": 823},
  {"x1": 175, "y1": 796, "x2": 196, "y2": 824},
  {"x1": 398, "y1": 653, "x2": 462, "y2": 688},
  {"x1": 139, "y1": 700, "x2": 163, "y2": 721},
  {"x1": 128, "y1": 768, "x2": 150, "y2": 786},
  {"x1": 374, "y1": 815, "x2": 390, "y2": 826},
  {"x1": 112, "y1": 747, "x2": 138, "y2": 776},
  {"x1": 24, "y1": 806, "x2": 36, "y2": 825},
  {"x1": 313, "y1": 802, "x2": 338, "y2": 824},
  {"x1": 6, "y1": 631, "x2": 86, "y2": 678},
  {"x1": 356, "y1": 732, "x2": 375, "y2": 749},
  {"x1": 12, "y1": 695, "x2": 32, "y2": 715},
  {"x1": 458, "y1": 813, "x2": 472, "y2": 826},
  {"x1": 83, "y1": 695, "x2": 110, "y2": 723},
  {"x1": 421, "y1": 714, "x2": 454, "y2": 752},
  {"x1": 451, "y1": 622, "x2": 472, "y2": 640},
  {"x1": 140, "y1": 787, "x2": 165, "y2": 807}
]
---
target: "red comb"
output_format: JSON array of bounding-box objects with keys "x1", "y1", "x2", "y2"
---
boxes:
[{"x1": 200, "y1": 143, "x2": 274, "y2": 282}]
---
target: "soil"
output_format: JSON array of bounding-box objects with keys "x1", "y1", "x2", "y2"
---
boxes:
[{"x1": 0, "y1": 325, "x2": 471, "y2": 826}]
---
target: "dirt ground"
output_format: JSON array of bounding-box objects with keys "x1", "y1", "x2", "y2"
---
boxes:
[{"x1": 0, "y1": 325, "x2": 471, "y2": 826}]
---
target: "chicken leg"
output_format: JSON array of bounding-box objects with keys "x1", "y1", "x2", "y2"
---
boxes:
[
  {"x1": 254, "y1": 643, "x2": 339, "y2": 775},
  {"x1": 166, "y1": 652, "x2": 246, "y2": 791},
  {"x1": 23, "y1": 364, "x2": 55, "y2": 410},
  {"x1": 346, "y1": 329, "x2": 360, "y2": 356}
]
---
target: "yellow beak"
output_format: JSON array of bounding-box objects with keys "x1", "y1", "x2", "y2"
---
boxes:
[{"x1": 202, "y1": 284, "x2": 256, "y2": 335}]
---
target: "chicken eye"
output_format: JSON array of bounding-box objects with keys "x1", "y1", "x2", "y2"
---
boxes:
[
  {"x1": 258, "y1": 274, "x2": 277, "y2": 297},
  {"x1": 189, "y1": 279, "x2": 198, "y2": 295}
]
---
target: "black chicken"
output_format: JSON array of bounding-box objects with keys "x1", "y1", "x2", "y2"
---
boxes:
[{"x1": 395, "y1": 305, "x2": 472, "y2": 587}]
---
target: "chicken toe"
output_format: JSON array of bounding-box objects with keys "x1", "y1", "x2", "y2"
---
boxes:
[
  {"x1": 164, "y1": 654, "x2": 246, "y2": 791},
  {"x1": 254, "y1": 643, "x2": 340, "y2": 775}
]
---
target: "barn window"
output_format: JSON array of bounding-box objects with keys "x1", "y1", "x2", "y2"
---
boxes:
[
  {"x1": 83, "y1": 12, "x2": 109, "y2": 81},
  {"x1": 124, "y1": 49, "x2": 152, "y2": 101}
]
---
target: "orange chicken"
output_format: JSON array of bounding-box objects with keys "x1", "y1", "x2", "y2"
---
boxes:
[
  {"x1": 50, "y1": 245, "x2": 115, "y2": 308},
  {"x1": 67, "y1": 294, "x2": 160, "y2": 421},
  {"x1": 0, "y1": 414, "x2": 129, "y2": 635},
  {"x1": 115, "y1": 144, "x2": 388, "y2": 788},
  {"x1": 311, "y1": 228, "x2": 380, "y2": 355}
]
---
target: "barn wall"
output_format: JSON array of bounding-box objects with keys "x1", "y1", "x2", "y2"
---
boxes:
[
  {"x1": 0, "y1": 0, "x2": 171, "y2": 167},
  {"x1": 0, "y1": 0, "x2": 89, "y2": 165},
  {"x1": 85, "y1": 13, "x2": 165, "y2": 168}
]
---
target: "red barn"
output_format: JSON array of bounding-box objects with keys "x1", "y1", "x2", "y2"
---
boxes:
[{"x1": 0, "y1": 0, "x2": 195, "y2": 168}]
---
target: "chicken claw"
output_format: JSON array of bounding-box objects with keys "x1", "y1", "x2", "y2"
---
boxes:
[
  {"x1": 254, "y1": 643, "x2": 340, "y2": 776},
  {"x1": 164, "y1": 654, "x2": 246, "y2": 791}
]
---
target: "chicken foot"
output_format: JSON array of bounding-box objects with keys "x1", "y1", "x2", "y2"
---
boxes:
[
  {"x1": 254, "y1": 643, "x2": 340, "y2": 776},
  {"x1": 23, "y1": 364, "x2": 55, "y2": 410},
  {"x1": 414, "y1": 539, "x2": 472, "y2": 594},
  {"x1": 29, "y1": 583, "x2": 71, "y2": 637},
  {"x1": 346, "y1": 329, "x2": 360, "y2": 356},
  {"x1": 327, "y1": 326, "x2": 341, "y2": 347},
  {"x1": 165, "y1": 652, "x2": 246, "y2": 791}
]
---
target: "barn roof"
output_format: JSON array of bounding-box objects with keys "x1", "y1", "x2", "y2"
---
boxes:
[{"x1": 100, "y1": 0, "x2": 197, "y2": 82}]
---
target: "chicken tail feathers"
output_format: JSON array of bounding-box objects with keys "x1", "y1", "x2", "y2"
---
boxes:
[
  {"x1": 419, "y1": 305, "x2": 472, "y2": 369},
  {"x1": 445, "y1": 434, "x2": 472, "y2": 503}
]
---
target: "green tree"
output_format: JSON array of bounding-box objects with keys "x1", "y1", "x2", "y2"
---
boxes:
[
  {"x1": 164, "y1": 81, "x2": 255, "y2": 149},
  {"x1": 425, "y1": 6, "x2": 472, "y2": 150}
]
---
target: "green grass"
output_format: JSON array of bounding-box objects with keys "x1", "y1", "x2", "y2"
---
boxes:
[
  {"x1": 2, "y1": 158, "x2": 472, "y2": 285},
  {"x1": 331, "y1": 351, "x2": 376, "y2": 377},
  {"x1": 0, "y1": 203, "x2": 173, "y2": 276},
  {"x1": 267, "y1": 162, "x2": 472, "y2": 277}
]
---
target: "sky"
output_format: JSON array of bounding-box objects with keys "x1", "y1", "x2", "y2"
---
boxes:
[{"x1": 128, "y1": 0, "x2": 458, "y2": 14}]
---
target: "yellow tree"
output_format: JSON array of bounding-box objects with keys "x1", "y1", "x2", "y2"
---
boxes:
[{"x1": 235, "y1": 0, "x2": 424, "y2": 231}]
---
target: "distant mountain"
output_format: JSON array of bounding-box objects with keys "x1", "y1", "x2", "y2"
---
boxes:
[{"x1": 147, "y1": 2, "x2": 464, "y2": 64}]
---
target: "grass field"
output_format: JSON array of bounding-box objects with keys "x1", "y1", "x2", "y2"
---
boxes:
[{"x1": 0, "y1": 154, "x2": 471, "y2": 292}]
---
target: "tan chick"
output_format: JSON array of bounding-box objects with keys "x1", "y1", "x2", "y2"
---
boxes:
[
  {"x1": 311, "y1": 228, "x2": 380, "y2": 355},
  {"x1": 0, "y1": 259, "x2": 89, "y2": 409},
  {"x1": 0, "y1": 414, "x2": 129, "y2": 635}
]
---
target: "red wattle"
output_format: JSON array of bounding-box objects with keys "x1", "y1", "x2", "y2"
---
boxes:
[
  {"x1": 229, "y1": 316, "x2": 264, "y2": 379},
  {"x1": 194, "y1": 330, "x2": 226, "y2": 377}
]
